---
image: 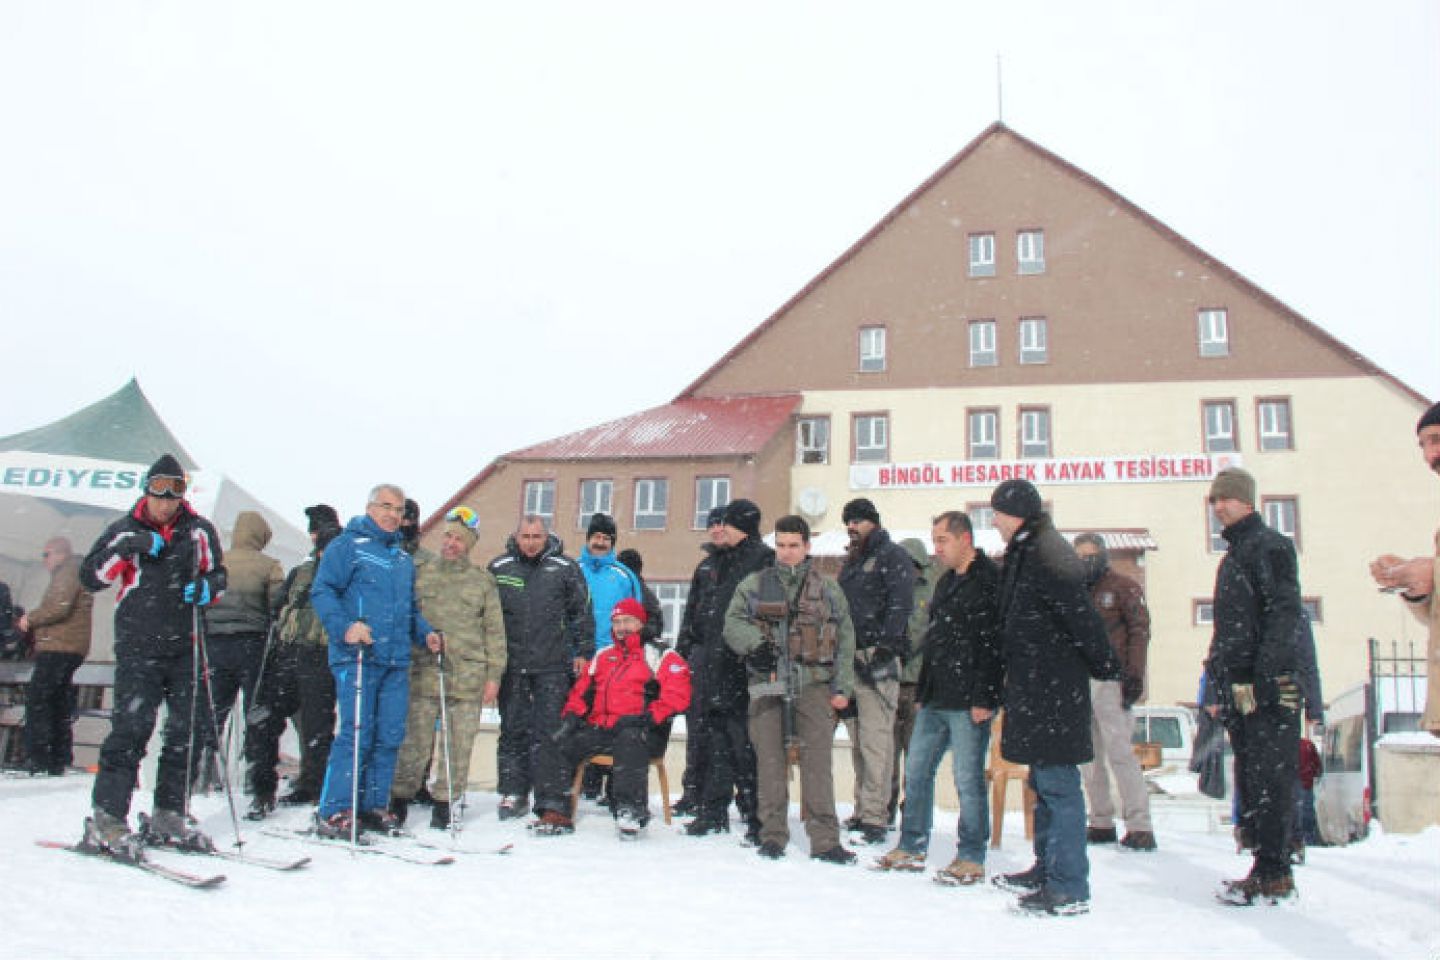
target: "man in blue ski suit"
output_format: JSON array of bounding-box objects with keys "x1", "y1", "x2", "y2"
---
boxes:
[{"x1": 310, "y1": 484, "x2": 439, "y2": 836}]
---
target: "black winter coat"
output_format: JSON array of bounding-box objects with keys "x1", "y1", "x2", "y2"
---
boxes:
[
  {"x1": 680, "y1": 536, "x2": 774, "y2": 713},
  {"x1": 1205, "y1": 511, "x2": 1301, "y2": 710},
  {"x1": 489, "y1": 534, "x2": 595, "y2": 676},
  {"x1": 995, "y1": 515, "x2": 1118, "y2": 766},
  {"x1": 916, "y1": 551, "x2": 1004, "y2": 711},
  {"x1": 838, "y1": 528, "x2": 917, "y2": 677},
  {"x1": 81, "y1": 499, "x2": 227, "y2": 659}
]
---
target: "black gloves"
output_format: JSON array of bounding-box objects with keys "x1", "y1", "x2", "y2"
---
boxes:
[
  {"x1": 1121, "y1": 675, "x2": 1144, "y2": 709},
  {"x1": 118, "y1": 531, "x2": 164, "y2": 560},
  {"x1": 749, "y1": 642, "x2": 779, "y2": 675}
]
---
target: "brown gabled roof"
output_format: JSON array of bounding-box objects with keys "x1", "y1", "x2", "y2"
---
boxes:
[{"x1": 678, "y1": 122, "x2": 1430, "y2": 405}]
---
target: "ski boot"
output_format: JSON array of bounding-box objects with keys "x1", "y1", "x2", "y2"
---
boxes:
[
  {"x1": 144, "y1": 808, "x2": 216, "y2": 853},
  {"x1": 80, "y1": 809, "x2": 146, "y2": 863}
]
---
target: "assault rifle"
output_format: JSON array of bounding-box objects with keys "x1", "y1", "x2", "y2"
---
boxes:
[{"x1": 755, "y1": 596, "x2": 803, "y2": 771}]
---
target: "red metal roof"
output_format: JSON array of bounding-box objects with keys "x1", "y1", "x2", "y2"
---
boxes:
[{"x1": 507, "y1": 394, "x2": 801, "y2": 461}]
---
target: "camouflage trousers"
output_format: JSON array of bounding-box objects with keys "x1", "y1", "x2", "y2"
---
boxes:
[{"x1": 391, "y1": 696, "x2": 483, "y2": 804}]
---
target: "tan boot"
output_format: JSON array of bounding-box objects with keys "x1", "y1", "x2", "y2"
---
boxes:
[
  {"x1": 870, "y1": 847, "x2": 926, "y2": 872},
  {"x1": 934, "y1": 858, "x2": 985, "y2": 886}
]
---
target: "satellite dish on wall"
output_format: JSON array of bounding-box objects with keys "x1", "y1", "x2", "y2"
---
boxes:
[{"x1": 797, "y1": 487, "x2": 828, "y2": 518}]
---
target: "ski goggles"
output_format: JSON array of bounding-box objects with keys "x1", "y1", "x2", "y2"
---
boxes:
[
  {"x1": 145, "y1": 474, "x2": 187, "y2": 498},
  {"x1": 446, "y1": 506, "x2": 479, "y2": 530}
]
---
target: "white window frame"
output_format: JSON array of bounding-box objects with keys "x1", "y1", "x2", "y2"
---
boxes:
[
  {"x1": 854, "y1": 414, "x2": 889, "y2": 463},
  {"x1": 577, "y1": 479, "x2": 613, "y2": 531},
  {"x1": 633, "y1": 478, "x2": 668, "y2": 530},
  {"x1": 654, "y1": 582, "x2": 690, "y2": 643},
  {"x1": 796, "y1": 416, "x2": 830, "y2": 465},
  {"x1": 1019, "y1": 408, "x2": 1050, "y2": 458},
  {"x1": 1198, "y1": 308, "x2": 1229, "y2": 357},
  {"x1": 1194, "y1": 600, "x2": 1215, "y2": 626},
  {"x1": 1263, "y1": 496, "x2": 1300, "y2": 547},
  {"x1": 522, "y1": 480, "x2": 555, "y2": 524},
  {"x1": 1019, "y1": 316, "x2": 1048, "y2": 364},
  {"x1": 968, "y1": 409, "x2": 999, "y2": 460},
  {"x1": 1258, "y1": 399, "x2": 1293, "y2": 451},
  {"x1": 693, "y1": 476, "x2": 730, "y2": 529},
  {"x1": 1203, "y1": 401, "x2": 1237, "y2": 453},
  {"x1": 1017, "y1": 229, "x2": 1046, "y2": 275},
  {"x1": 967, "y1": 504, "x2": 995, "y2": 531},
  {"x1": 1207, "y1": 505, "x2": 1227, "y2": 553},
  {"x1": 859, "y1": 326, "x2": 886, "y2": 373},
  {"x1": 968, "y1": 232, "x2": 996, "y2": 277},
  {"x1": 969, "y1": 319, "x2": 997, "y2": 367}
]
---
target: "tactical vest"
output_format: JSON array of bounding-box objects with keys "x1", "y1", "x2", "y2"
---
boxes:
[
  {"x1": 278, "y1": 561, "x2": 327, "y2": 647},
  {"x1": 753, "y1": 567, "x2": 838, "y2": 666}
]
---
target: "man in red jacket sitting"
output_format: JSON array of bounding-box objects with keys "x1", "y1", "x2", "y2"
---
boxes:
[{"x1": 558, "y1": 599, "x2": 691, "y2": 837}]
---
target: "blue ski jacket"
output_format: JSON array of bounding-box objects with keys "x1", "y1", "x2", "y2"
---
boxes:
[
  {"x1": 577, "y1": 548, "x2": 643, "y2": 651},
  {"x1": 312, "y1": 514, "x2": 433, "y2": 667}
]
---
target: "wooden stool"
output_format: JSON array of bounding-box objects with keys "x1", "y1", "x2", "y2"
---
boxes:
[
  {"x1": 570, "y1": 754, "x2": 672, "y2": 825},
  {"x1": 985, "y1": 712, "x2": 1036, "y2": 849}
]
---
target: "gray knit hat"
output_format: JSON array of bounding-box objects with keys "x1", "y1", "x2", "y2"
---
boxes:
[{"x1": 1208, "y1": 467, "x2": 1256, "y2": 505}]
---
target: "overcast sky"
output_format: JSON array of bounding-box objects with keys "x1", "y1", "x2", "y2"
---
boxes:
[{"x1": 2, "y1": 2, "x2": 1436, "y2": 531}]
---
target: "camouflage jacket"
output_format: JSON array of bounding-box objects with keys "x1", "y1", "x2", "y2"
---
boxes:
[
  {"x1": 410, "y1": 555, "x2": 507, "y2": 700},
  {"x1": 277, "y1": 558, "x2": 327, "y2": 647}
]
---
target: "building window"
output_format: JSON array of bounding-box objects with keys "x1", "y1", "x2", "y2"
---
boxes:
[
  {"x1": 1193, "y1": 600, "x2": 1215, "y2": 626},
  {"x1": 522, "y1": 480, "x2": 555, "y2": 524},
  {"x1": 1202, "y1": 400, "x2": 1238, "y2": 453},
  {"x1": 633, "y1": 478, "x2": 668, "y2": 530},
  {"x1": 577, "y1": 479, "x2": 613, "y2": 530},
  {"x1": 969, "y1": 319, "x2": 997, "y2": 367},
  {"x1": 1263, "y1": 496, "x2": 1300, "y2": 548},
  {"x1": 1019, "y1": 407, "x2": 1050, "y2": 458},
  {"x1": 1257, "y1": 398, "x2": 1294, "y2": 451},
  {"x1": 853, "y1": 414, "x2": 889, "y2": 463},
  {"x1": 967, "y1": 503, "x2": 995, "y2": 532},
  {"x1": 1017, "y1": 229, "x2": 1045, "y2": 275},
  {"x1": 1206, "y1": 505, "x2": 1227, "y2": 553},
  {"x1": 1198, "y1": 308, "x2": 1229, "y2": 357},
  {"x1": 1019, "y1": 317, "x2": 1048, "y2": 364},
  {"x1": 654, "y1": 582, "x2": 690, "y2": 643},
  {"x1": 968, "y1": 232, "x2": 996, "y2": 277},
  {"x1": 796, "y1": 416, "x2": 830, "y2": 465},
  {"x1": 693, "y1": 477, "x2": 730, "y2": 529},
  {"x1": 858, "y1": 326, "x2": 886, "y2": 373},
  {"x1": 1302, "y1": 597, "x2": 1323, "y2": 624},
  {"x1": 968, "y1": 408, "x2": 999, "y2": 459}
]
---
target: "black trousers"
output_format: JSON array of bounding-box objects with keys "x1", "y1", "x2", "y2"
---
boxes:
[
  {"x1": 562, "y1": 724, "x2": 653, "y2": 820},
  {"x1": 680, "y1": 703, "x2": 709, "y2": 800},
  {"x1": 24, "y1": 651, "x2": 83, "y2": 771},
  {"x1": 197, "y1": 631, "x2": 266, "y2": 756},
  {"x1": 1226, "y1": 703, "x2": 1300, "y2": 879},
  {"x1": 244, "y1": 642, "x2": 336, "y2": 797},
  {"x1": 497, "y1": 671, "x2": 572, "y2": 815},
  {"x1": 92, "y1": 650, "x2": 198, "y2": 819},
  {"x1": 698, "y1": 708, "x2": 758, "y2": 825}
]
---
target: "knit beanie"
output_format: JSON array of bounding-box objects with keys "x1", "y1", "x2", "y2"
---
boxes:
[
  {"x1": 1208, "y1": 468, "x2": 1256, "y2": 505},
  {"x1": 144, "y1": 454, "x2": 187, "y2": 498},
  {"x1": 842, "y1": 498, "x2": 881, "y2": 526},
  {"x1": 706, "y1": 506, "x2": 727, "y2": 527},
  {"x1": 1417, "y1": 401, "x2": 1440, "y2": 434},
  {"x1": 722, "y1": 499, "x2": 762, "y2": 539},
  {"x1": 990, "y1": 478, "x2": 1043, "y2": 520},
  {"x1": 611, "y1": 597, "x2": 648, "y2": 624},
  {"x1": 617, "y1": 548, "x2": 644, "y2": 576},
  {"x1": 305, "y1": 504, "x2": 340, "y2": 534},
  {"x1": 587, "y1": 513, "x2": 618, "y2": 541}
]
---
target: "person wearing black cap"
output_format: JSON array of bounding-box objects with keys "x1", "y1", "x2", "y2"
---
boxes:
[
  {"x1": 672, "y1": 504, "x2": 731, "y2": 817},
  {"x1": 987, "y1": 479, "x2": 1118, "y2": 916},
  {"x1": 679, "y1": 498, "x2": 773, "y2": 839},
  {"x1": 1370, "y1": 401, "x2": 1440, "y2": 742},
  {"x1": 835, "y1": 497, "x2": 915, "y2": 845},
  {"x1": 77, "y1": 454, "x2": 228, "y2": 858},
  {"x1": 1203, "y1": 467, "x2": 1305, "y2": 906}
]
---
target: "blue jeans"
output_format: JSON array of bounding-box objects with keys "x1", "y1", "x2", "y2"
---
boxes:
[
  {"x1": 320, "y1": 659, "x2": 410, "y2": 818},
  {"x1": 897, "y1": 706, "x2": 992, "y2": 864},
  {"x1": 1029, "y1": 764, "x2": 1089, "y2": 900}
]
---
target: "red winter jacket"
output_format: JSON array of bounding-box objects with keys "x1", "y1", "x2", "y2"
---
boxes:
[{"x1": 562, "y1": 632, "x2": 691, "y2": 729}]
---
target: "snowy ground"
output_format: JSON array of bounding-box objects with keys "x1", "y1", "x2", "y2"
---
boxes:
[{"x1": 2, "y1": 773, "x2": 1436, "y2": 960}]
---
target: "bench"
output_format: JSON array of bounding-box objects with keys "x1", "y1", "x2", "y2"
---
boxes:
[{"x1": 0, "y1": 661, "x2": 115, "y2": 769}]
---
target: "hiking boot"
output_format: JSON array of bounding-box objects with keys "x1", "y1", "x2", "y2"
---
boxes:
[
  {"x1": 279, "y1": 787, "x2": 317, "y2": 807},
  {"x1": 1086, "y1": 825, "x2": 1118, "y2": 844},
  {"x1": 314, "y1": 810, "x2": 358, "y2": 840},
  {"x1": 671, "y1": 794, "x2": 700, "y2": 819},
  {"x1": 871, "y1": 847, "x2": 926, "y2": 872},
  {"x1": 360, "y1": 809, "x2": 404, "y2": 835},
  {"x1": 81, "y1": 809, "x2": 144, "y2": 863},
  {"x1": 757, "y1": 840, "x2": 786, "y2": 860},
  {"x1": 244, "y1": 794, "x2": 276, "y2": 822},
  {"x1": 1217, "y1": 873, "x2": 1295, "y2": 906},
  {"x1": 388, "y1": 796, "x2": 411, "y2": 827},
  {"x1": 146, "y1": 808, "x2": 215, "y2": 853},
  {"x1": 1120, "y1": 830, "x2": 1157, "y2": 852},
  {"x1": 497, "y1": 795, "x2": 530, "y2": 821},
  {"x1": 430, "y1": 801, "x2": 452, "y2": 831},
  {"x1": 992, "y1": 862, "x2": 1046, "y2": 894},
  {"x1": 850, "y1": 823, "x2": 888, "y2": 845},
  {"x1": 529, "y1": 810, "x2": 575, "y2": 836},
  {"x1": 934, "y1": 858, "x2": 985, "y2": 886},
  {"x1": 685, "y1": 813, "x2": 730, "y2": 837},
  {"x1": 811, "y1": 846, "x2": 858, "y2": 865},
  {"x1": 1015, "y1": 886, "x2": 1090, "y2": 916}
]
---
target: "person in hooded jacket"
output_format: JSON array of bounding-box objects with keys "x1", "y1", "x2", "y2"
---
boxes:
[
  {"x1": 987, "y1": 479, "x2": 1119, "y2": 917},
  {"x1": 558, "y1": 598, "x2": 691, "y2": 836},
  {"x1": 310, "y1": 484, "x2": 440, "y2": 838},
  {"x1": 488, "y1": 515, "x2": 594, "y2": 833},
  {"x1": 78, "y1": 454, "x2": 227, "y2": 857}
]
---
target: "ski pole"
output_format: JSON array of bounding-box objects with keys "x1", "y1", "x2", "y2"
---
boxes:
[
  {"x1": 196, "y1": 605, "x2": 245, "y2": 851},
  {"x1": 350, "y1": 649, "x2": 364, "y2": 848},
  {"x1": 435, "y1": 641, "x2": 457, "y2": 835}
]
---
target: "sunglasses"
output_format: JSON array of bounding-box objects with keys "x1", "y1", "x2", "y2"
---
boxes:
[
  {"x1": 446, "y1": 506, "x2": 479, "y2": 530},
  {"x1": 146, "y1": 475, "x2": 187, "y2": 498}
]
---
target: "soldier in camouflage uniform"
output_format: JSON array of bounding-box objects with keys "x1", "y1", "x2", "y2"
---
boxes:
[{"x1": 390, "y1": 509, "x2": 507, "y2": 830}]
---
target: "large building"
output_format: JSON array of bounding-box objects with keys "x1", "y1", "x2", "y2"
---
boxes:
[{"x1": 428, "y1": 122, "x2": 1433, "y2": 707}]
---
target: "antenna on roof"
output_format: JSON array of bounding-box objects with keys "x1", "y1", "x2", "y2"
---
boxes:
[{"x1": 996, "y1": 54, "x2": 1004, "y2": 122}]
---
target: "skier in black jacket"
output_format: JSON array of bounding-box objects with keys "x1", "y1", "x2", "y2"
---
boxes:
[{"x1": 78, "y1": 455, "x2": 227, "y2": 859}]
